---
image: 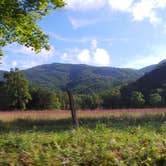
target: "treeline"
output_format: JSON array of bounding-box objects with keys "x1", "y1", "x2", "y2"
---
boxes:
[
  {"x1": 100, "y1": 86, "x2": 166, "y2": 109},
  {"x1": 0, "y1": 69, "x2": 166, "y2": 110},
  {"x1": 0, "y1": 69, "x2": 61, "y2": 110}
]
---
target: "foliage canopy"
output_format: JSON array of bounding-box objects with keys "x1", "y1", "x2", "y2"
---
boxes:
[
  {"x1": 0, "y1": 0, "x2": 65, "y2": 56},
  {"x1": 131, "y1": 91, "x2": 145, "y2": 107},
  {"x1": 4, "y1": 68, "x2": 31, "y2": 109},
  {"x1": 149, "y1": 93, "x2": 162, "y2": 106}
]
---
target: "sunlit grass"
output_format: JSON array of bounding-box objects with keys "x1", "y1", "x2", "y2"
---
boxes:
[
  {"x1": 0, "y1": 108, "x2": 165, "y2": 122},
  {"x1": 0, "y1": 109, "x2": 165, "y2": 165}
]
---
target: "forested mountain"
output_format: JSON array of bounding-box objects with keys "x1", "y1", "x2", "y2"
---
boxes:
[
  {"x1": 0, "y1": 60, "x2": 165, "y2": 93},
  {"x1": 126, "y1": 62, "x2": 166, "y2": 94},
  {"x1": 140, "y1": 59, "x2": 166, "y2": 73},
  {"x1": 0, "y1": 63, "x2": 143, "y2": 93},
  {"x1": 139, "y1": 64, "x2": 157, "y2": 73},
  {"x1": 23, "y1": 63, "x2": 143, "y2": 93}
]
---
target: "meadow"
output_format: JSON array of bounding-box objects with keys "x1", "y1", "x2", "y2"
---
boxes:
[{"x1": 0, "y1": 109, "x2": 165, "y2": 165}]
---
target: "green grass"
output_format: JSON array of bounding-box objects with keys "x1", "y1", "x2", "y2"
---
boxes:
[{"x1": 0, "y1": 113, "x2": 166, "y2": 165}]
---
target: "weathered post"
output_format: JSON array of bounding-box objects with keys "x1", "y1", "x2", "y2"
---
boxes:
[{"x1": 67, "y1": 90, "x2": 79, "y2": 127}]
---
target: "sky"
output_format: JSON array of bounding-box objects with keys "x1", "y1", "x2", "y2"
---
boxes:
[{"x1": 1, "y1": 0, "x2": 166, "y2": 70}]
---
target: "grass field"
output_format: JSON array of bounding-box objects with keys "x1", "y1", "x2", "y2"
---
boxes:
[{"x1": 0, "y1": 109, "x2": 165, "y2": 165}]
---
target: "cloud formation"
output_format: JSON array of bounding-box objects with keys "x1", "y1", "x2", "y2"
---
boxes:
[
  {"x1": 0, "y1": 44, "x2": 57, "y2": 70},
  {"x1": 61, "y1": 40, "x2": 111, "y2": 66},
  {"x1": 108, "y1": 0, "x2": 134, "y2": 11},
  {"x1": 125, "y1": 54, "x2": 166, "y2": 69},
  {"x1": 11, "y1": 45, "x2": 56, "y2": 60},
  {"x1": 66, "y1": 0, "x2": 166, "y2": 25},
  {"x1": 131, "y1": 0, "x2": 160, "y2": 25},
  {"x1": 68, "y1": 17, "x2": 100, "y2": 29},
  {"x1": 65, "y1": 0, "x2": 106, "y2": 11},
  {"x1": 124, "y1": 45, "x2": 166, "y2": 69},
  {"x1": 93, "y1": 48, "x2": 110, "y2": 66}
]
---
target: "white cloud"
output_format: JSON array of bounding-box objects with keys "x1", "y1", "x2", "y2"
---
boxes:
[
  {"x1": 65, "y1": 0, "x2": 133, "y2": 11},
  {"x1": 93, "y1": 48, "x2": 110, "y2": 66},
  {"x1": 91, "y1": 39, "x2": 98, "y2": 49},
  {"x1": 50, "y1": 33, "x2": 128, "y2": 45},
  {"x1": 66, "y1": 0, "x2": 166, "y2": 26},
  {"x1": 7, "y1": 59, "x2": 39, "y2": 70},
  {"x1": 49, "y1": 33, "x2": 90, "y2": 43},
  {"x1": 11, "y1": 45, "x2": 56, "y2": 60},
  {"x1": 156, "y1": 0, "x2": 166, "y2": 8},
  {"x1": 11, "y1": 61, "x2": 18, "y2": 68},
  {"x1": 126, "y1": 55, "x2": 166, "y2": 69},
  {"x1": 131, "y1": 0, "x2": 160, "y2": 25},
  {"x1": 69, "y1": 17, "x2": 100, "y2": 29},
  {"x1": 60, "y1": 40, "x2": 111, "y2": 66},
  {"x1": 124, "y1": 45, "x2": 166, "y2": 69},
  {"x1": 65, "y1": 0, "x2": 106, "y2": 11},
  {"x1": 108, "y1": 0, "x2": 134, "y2": 11},
  {"x1": 163, "y1": 24, "x2": 166, "y2": 34},
  {"x1": 0, "y1": 56, "x2": 8, "y2": 70},
  {"x1": 17, "y1": 61, "x2": 40, "y2": 69},
  {"x1": 77, "y1": 49, "x2": 91, "y2": 63},
  {"x1": 0, "y1": 44, "x2": 57, "y2": 70}
]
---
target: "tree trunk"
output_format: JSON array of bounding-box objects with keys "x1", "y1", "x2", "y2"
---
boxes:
[{"x1": 67, "y1": 90, "x2": 79, "y2": 127}]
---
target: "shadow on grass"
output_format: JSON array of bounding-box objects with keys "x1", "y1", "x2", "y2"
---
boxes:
[{"x1": 0, "y1": 113, "x2": 165, "y2": 133}]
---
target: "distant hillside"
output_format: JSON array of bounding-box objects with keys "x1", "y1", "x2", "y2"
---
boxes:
[
  {"x1": 127, "y1": 62, "x2": 166, "y2": 93},
  {"x1": 1, "y1": 61, "x2": 165, "y2": 93},
  {"x1": 140, "y1": 59, "x2": 166, "y2": 73},
  {"x1": 23, "y1": 63, "x2": 143, "y2": 93},
  {"x1": 139, "y1": 64, "x2": 157, "y2": 73}
]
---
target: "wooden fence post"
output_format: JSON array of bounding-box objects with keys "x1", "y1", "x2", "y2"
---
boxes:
[{"x1": 67, "y1": 90, "x2": 79, "y2": 127}]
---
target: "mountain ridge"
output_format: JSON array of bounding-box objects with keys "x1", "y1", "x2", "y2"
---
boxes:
[
  {"x1": 23, "y1": 63, "x2": 143, "y2": 93},
  {"x1": 0, "y1": 60, "x2": 165, "y2": 93},
  {"x1": 126, "y1": 61, "x2": 166, "y2": 94}
]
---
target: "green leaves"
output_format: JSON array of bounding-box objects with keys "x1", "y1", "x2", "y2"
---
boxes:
[
  {"x1": 0, "y1": 114, "x2": 165, "y2": 165},
  {"x1": 4, "y1": 68, "x2": 32, "y2": 110},
  {"x1": 0, "y1": 0, "x2": 65, "y2": 55},
  {"x1": 51, "y1": 0, "x2": 66, "y2": 8},
  {"x1": 149, "y1": 93, "x2": 162, "y2": 106},
  {"x1": 131, "y1": 91, "x2": 145, "y2": 107},
  {"x1": 0, "y1": 50, "x2": 3, "y2": 56}
]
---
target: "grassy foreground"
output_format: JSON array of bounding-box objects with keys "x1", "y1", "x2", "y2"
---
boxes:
[{"x1": 0, "y1": 111, "x2": 165, "y2": 165}]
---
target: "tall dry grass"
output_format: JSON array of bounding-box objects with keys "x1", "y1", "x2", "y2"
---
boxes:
[{"x1": 0, "y1": 108, "x2": 165, "y2": 122}]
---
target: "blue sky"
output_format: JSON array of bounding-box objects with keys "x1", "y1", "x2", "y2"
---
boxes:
[{"x1": 1, "y1": 0, "x2": 166, "y2": 70}]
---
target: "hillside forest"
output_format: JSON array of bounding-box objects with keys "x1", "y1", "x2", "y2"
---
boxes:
[{"x1": 0, "y1": 62, "x2": 166, "y2": 110}]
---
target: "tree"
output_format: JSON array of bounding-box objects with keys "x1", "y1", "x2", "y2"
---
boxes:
[
  {"x1": 101, "y1": 89, "x2": 121, "y2": 109},
  {"x1": 57, "y1": 92, "x2": 70, "y2": 110},
  {"x1": 160, "y1": 84, "x2": 166, "y2": 102},
  {"x1": 130, "y1": 91, "x2": 145, "y2": 108},
  {"x1": 4, "y1": 68, "x2": 31, "y2": 110},
  {"x1": 149, "y1": 93, "x2": 162, "y2": 106},
  {"x1": 0, "y1": 0, "x2": 65, "y2": 56},
  {"x1": 120, "y1": 84, "x2": 132, "y2": 108},
  {"x1": 77, "y1": 94, "x2": 102, "y2": 110},
  {"x1": 28, "y1": 87, "x2": 61, "y2": 110},
  {"x1": 0, "y1": 81, "x2": 11, "y2": 109}
]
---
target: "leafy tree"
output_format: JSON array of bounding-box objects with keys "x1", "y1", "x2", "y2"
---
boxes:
[
  {"x1": 130, "y1": 91, "x2": 145, "y2": 108},
  {"x1": 160, "y1": 84, "x2": 166, "y2": 102},
  {"x1": 57, "y1": 92, "x2": 70, "y2": 110},
  {"x1": 77, "y1": 94, "x2": 102, "y2": 110},
  {"x1": 4, "y1": 68, "x2": 31, "y2": 110},
  {"x1": 0, "y1": 81, "x2": 11, "y2": 109},
  {"x1": 149, "y1": 93, "x2": 162, "y2": 106},
  {"x1": 120, "y1": 84, "x2": 132, "y2": 108},
  {"x1": 28, "y1": 87, "x2": 61, "y2": 110},
  {"x1": 0, "y1": 0, "x2": 65, "y2": 56},
  {"x1": 101, "y1": 89, "x2": 121, "y2": 109},
  {"x1": 110, "y1": 88, "x2": 122, "y2": 108}
]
